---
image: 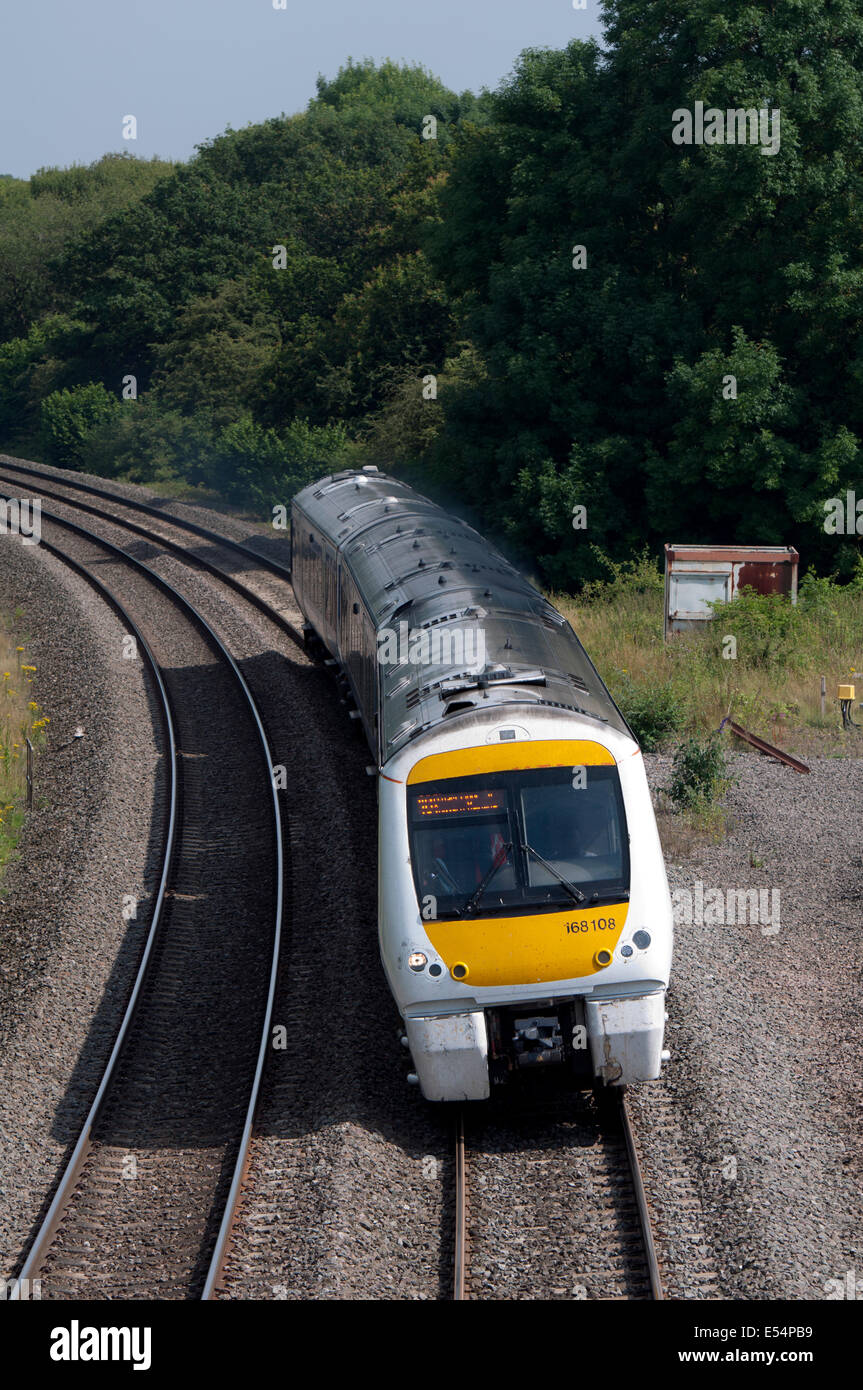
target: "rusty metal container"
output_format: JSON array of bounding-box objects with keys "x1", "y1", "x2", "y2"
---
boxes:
[{"x1": 664, "y1": 544, "x2": 799, "y2": 638}]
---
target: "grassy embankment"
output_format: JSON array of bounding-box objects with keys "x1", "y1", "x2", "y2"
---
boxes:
[
  {"x1": 553, "y1": 551, "x2": 863, "y2": 759},
  {"x1": 0, "y1": 622, "x2": 48, "y2": 882}
]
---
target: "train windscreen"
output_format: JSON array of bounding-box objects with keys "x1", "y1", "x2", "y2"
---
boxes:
[{"x1": 408, "y1": 765, "x2": 628, "y2": 919}]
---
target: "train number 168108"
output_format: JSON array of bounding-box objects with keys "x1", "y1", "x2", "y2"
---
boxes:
[{"x1": 565, "y1": 917, "x2": 616, "y2": 934}]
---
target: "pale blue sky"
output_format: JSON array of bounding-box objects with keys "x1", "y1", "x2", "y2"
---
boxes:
[{"x1": 0, "y1": 0, "x2": 603, "y2": 179}]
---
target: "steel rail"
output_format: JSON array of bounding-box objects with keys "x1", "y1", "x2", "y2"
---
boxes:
[
  {"x1": 0, "y1": 454, "x2": 292, "y2": 577},
  {"x1": 0, "y1": 464, "x2": 303, "y2": 647},
  {"x1": 8, "y1": 533, "x2": 179, "y2": 1298},
  {"x1": 722, "y1": 718, "x2": 810, "y2": 774},
  {"x1": 617, "y1": 1091, "x2": 664, "y2": 1300},
  {"x1": 453, "y1": 1107, "x2": 467, "y2": 1301},
  {"x1": 5, "y1": 499, "x2": 284, "y2": 1300},
  {"x1": 454, "y1": 1092, "x2": 664, "y2": 1304}
]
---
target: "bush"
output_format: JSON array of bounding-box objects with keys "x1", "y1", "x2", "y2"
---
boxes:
[
  {"x1": 79, "y1": 399, "x2": 211, "y2": 483},
  {"x1": 669, "y1": 734, "x2": 727, "y2": 809},
  {"x1": 75, "y1": 400, "x2": 355, "y2": 505},
  {"x1": 203, "y1": 414, "x2": 354, "y2": 510},
  {"x1": 705, "y1": 586, "x2": 801, "y2": 667},
  {"x1": 0, "y1": 316, "x2": 83, "y2": 445},
  {"x1": 580, "y1": 547, "x2": 665, "y2": 605},
  {"x1": 613, "y1": 673, "x2": 685, "y2": 752},
  {"x1": 40, "y1": 382, "x2": 121, "y2": 467}
]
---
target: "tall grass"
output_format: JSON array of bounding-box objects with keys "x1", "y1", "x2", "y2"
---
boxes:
[
  {"x1": 553, "y1": 549, "x2": 863, "y2": 749},
  {"x1": 0, "y1": 629, "x2": 48, "y2": 881}
]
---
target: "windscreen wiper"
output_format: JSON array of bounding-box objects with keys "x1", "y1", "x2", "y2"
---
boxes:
[
  {"x1": 439, "y1": 667, "x2": 547, "y2": 697},
  {"x1": 462, "y1": 842, "x2": 513, "y2": 915},
  {"x1": 522, "y1": 842, "x2": 586, "y2": 905}
]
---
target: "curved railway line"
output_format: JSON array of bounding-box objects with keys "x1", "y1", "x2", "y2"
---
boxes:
[
  {"x1": 5, "y1": 500, "x2": 284, "y2": 1300},
  {"x1": 1, "y1": 458, "x2": 686, "y2": 1302},
  {"x1": 0, "y1": 456, "x2": 300, "y2": 640},
  {"x1": 0, "y1": 454, "x2": 291, "y2": 572}
]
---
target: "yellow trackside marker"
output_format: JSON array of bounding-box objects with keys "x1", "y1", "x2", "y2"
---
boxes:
[{"x1": 407, "y1": 739, "x2": 615, "y2": 785}]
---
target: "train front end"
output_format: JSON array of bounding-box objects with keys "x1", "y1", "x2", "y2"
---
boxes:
[{"x1": 379, "y1": 713, "x2": 672, "y2": 1101}]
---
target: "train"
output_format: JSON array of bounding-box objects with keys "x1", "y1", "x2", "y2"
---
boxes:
[{"x1": 291, "y1": 468, "x2": 673, "y2": 1101}]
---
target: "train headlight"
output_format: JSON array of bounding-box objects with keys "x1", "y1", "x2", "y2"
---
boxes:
[
  {"x1": 451, "y1": 962, "x2": 469, "y2": 980},
  {"x1": 632, "y1": 930, "x2": 651, "y2": 950},
  {"x1": 408, "y1": 952, "x2": 428, "y2": 971},
  {"x1": 594, "y1": 949, "x2": 613, "y2": 968}
]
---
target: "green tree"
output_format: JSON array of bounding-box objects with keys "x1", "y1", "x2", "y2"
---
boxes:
[
  {"x1": 202, "y1": 415, "x2": 353, "y2": 510},
  {"x1": 0, "y1": 155, "x2": 174, "y2": 344},
  {"x1": 149, "y1": 277, "x2": 279, "y2": 422},
  {"x1": 40, "y1": 382, "x2": 122, "y2": 467},
  {"x1": 427, "y1": 2, "x2": 863, "y2": 580}
]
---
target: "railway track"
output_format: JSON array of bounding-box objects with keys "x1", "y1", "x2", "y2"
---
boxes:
[
  {"x1": 0, "y1": 458, "x2": 683, "y2": 1303},
  {"x1": 0, "y1": 453, "x2": 291, "y2": 579},
  {"x1": 7, "y1": 503, "x2": 284, "y2": 1300},
  {"x1": 0, "y1": 456, "x2": 301, "y2": 643},
  {"x1": 452, "y1": 1087, "x2": 664, "y2": 1301}
]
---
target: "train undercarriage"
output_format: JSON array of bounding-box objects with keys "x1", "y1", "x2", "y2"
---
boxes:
[{"x1": 404, "y1": 991, "x2": 667, "y2": 1101}]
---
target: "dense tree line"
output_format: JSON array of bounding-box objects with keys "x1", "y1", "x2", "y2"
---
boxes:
[{"x1": 2, "y1": 4, "x2": 862, "y2": 586}]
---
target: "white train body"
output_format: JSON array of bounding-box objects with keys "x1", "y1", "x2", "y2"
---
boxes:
[{"x1": 292, "y1": 469, "x2": 673, "y2": 1101}]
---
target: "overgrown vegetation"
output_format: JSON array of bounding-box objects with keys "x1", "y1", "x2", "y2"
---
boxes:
[
  {"x1": 613, "y1": 673, "x2": 686, "y2": 753},
  {"x1": 0, "y1": 61, "x2": 478, "y2": 516},
  {"x1": 0, "y1": 626, "x2": 48, "y2": 883},
  {"x1": 556, "y1": 554, "x2": 863, "y2": 743},
  {"x1": 669, "y1": 735, "x2": 729, "y2": 809}
]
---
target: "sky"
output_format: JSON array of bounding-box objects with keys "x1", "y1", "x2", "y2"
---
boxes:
[{"x1": 0, "y1": 0, "x2": 603, "y2": 180}]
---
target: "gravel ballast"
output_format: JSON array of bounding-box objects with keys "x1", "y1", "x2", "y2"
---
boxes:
[
  {"x1": 0, "y1": 534, "x2": 162, "y2": 1278},
  {"x1": 634, "y1": 750, "x2": 863, "y2": 1300},
  {"x1": 0, "y1": 458, "x2": 860, "y2": 1300}
]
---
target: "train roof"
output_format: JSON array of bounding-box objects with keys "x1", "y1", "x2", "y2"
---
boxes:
[{"x1": 293, "y1": 468, "x2": 632, "y2": 761}]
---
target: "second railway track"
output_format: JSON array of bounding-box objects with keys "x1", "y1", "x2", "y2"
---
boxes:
[
  {"x1": 9, "y1": 504, "x2": 284, "y2": 1299},
  {"x1": 0, "y1": 455, "x2": 297, "y2": 628}
]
